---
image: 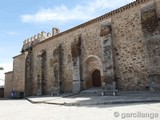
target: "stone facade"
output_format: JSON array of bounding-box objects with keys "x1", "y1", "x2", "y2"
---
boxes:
[
  {"x1": 4, "y1": 71, "x2": 13, "y2": 98},
  {"x1": 13, "y1": 53, "x2": 28, "y2": 93},
  {"x1": 4, "y1": 0, "x2": 160, "y2": 97}
]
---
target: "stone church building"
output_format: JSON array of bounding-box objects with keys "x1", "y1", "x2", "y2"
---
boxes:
[{"x1": 4, "y1": 0, "x2": 160, "y2": 97}]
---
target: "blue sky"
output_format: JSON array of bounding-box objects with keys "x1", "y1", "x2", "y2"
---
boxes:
[{"x1": 0, "y1": 0, "x2": 134, "y2": 85}]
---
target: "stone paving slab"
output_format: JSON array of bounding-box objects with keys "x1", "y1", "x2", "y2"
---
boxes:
[{"x1": 26, "y1": 93, "x2": 78, "y2": 104}]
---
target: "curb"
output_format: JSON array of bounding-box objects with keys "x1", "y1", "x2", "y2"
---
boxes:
[
  {"x1": 63, "y1": 99, "x2": 160, "y2": 106},
  {"x1": 25, "y1": 97, "x2": 65, "y2": 105},
  {"x1": 25, "y1": 97, "x2": 160, "y2": 106}
]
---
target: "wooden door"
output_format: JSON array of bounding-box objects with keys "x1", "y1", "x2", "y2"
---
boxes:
[{"x1": 92, "y1": 70, "x2": 101, "y2": 87}]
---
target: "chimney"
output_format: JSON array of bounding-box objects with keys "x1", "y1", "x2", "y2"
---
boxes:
[{"x1": 52, "y1": 28, "x2": 60, "y2": 36}]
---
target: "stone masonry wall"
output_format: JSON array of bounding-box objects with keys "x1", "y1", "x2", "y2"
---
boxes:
[
  {"x1": 100, "y1": 24, "x2": 115, "y2": 88},
  {"x1": 25, "y1": 51, "x2": 33, "y2": 96},
  {"x1": 7, "y1": 0, "x2": 160, "y2": 96},
  {"x1": 4, "y1": 71, "x2": 13, "y2": 98},
  {"x1": 13, "y1": 53, "x2": 28, "y2": 92},
  {"x1": 112, "y1": 3, "x2": 149, "y2": 90},
  {"x1": 30, "y1": 21, "x2": 103, "y2": 95},
  {"x1": 28, "y1": 0, "x2": 156, "y2": 94},
  {"x1": 155, "y1": 0, "x2": 160, "y2": 17},
  {"x1": 71, "y1": 35, "x2": 81, "y2": 93},
  {"x1": 141, "y1": 1, "x2": 160, "y2": 91}
]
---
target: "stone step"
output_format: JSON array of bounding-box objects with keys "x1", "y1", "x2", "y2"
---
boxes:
[
  {"x1": 117, "y1": 91, "x2": 160, "y2": 96},
  {"x1": 79, "y1": 89, "x2": 160, "y2": 97},
  {"x1": 80, "y1": 88, "x2": 102, "y2": 96},
  {"x1": 80, "y1": 88, "x2": 117, "y2": 96}
]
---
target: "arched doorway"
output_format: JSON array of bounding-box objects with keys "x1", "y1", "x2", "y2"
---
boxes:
[
  {"x1": 84, "y1": 55, "x2": 103, "y2": 89},
  {"x1": 92, "y1": 70, "x2": 101, "y2": 87}
]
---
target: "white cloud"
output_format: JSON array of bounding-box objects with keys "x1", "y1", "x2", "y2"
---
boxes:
[
  {"x1": 0, "y1": 63, "x2": 13, "y2": 86},
  {"x1": 21, "y1": 0, "x2": 135, "y2": 23}
]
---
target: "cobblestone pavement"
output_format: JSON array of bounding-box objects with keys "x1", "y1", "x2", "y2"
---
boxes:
[{"x1": 0, "y1": 99, "x2": 160, "y2": 120}]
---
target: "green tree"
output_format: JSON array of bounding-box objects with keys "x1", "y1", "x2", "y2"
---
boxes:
[{"x1": 0, "y1": 67, "x2": 4, "y2": 70}]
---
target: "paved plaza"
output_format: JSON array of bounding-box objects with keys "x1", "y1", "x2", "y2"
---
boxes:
[
  {"x1": 0, "y1": 99, "x2": 160, "y2": 120},
  {"x1": 27, "y1": 89, "x2": 160, "y2": 106}
]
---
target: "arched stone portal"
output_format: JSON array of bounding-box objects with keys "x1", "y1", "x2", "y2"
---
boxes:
[
  {"x1": 84, "y1": 55, "x2": 103, "y2": 89},
  {"x1": 92, "y1": 70, "x2": 101, "y2": 87}
]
